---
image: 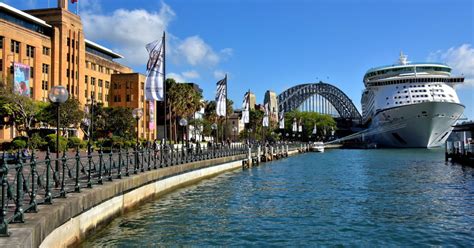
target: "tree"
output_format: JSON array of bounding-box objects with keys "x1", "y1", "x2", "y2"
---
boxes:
[
  {"x1": 166, "y1": 79, "x2": 204, "y2": 142},
  {"x1": 282, "y1": 111, "x2": 337, "y2": 141},
  {"x1": 41, "y1": 98, "x2": 84, "y2": 135},
  {"x1": 0, "y1": 85, "x2": 45, "y2": 139}
]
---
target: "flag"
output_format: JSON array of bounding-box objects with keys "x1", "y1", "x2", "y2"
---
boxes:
[
  {"x1": 145, "y1": 36, "x2": 164, "y2": 101},
  {"x1": 312, "y1": 124, "x2": 317, "y2": 134},
  {"x1": 262, "y1": 103, "x2": 269, "y2": 127},
  {"x1": 279, "y1": 112, "x2": 285, "y2": 129},
  {"x1": 241, "y1": 91, "x2": 250, "y2": 124},
  {"x1": 298, "y1": 119, "x2": 303, "y2": 132},
  {"x1": 292, "y1": 118, "x2": 297, "y2": 132},
  {"x1": 215, "y1": 76, "x2": 227, "y2": 117}
]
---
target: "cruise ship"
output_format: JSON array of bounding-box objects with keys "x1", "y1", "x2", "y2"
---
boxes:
[{"x1": 361, "y1": 53, "x2": 465, "y2": 148}]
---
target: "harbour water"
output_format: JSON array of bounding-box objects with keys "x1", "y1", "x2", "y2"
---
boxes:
[{"x1": 82, "y1": 149, "x2": 474, "y2": 246}]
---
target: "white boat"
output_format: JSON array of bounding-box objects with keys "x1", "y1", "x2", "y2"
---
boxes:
[
  {"x1": 310, "y1": 142, "x2": 325, "y2": 152},
  {"x1": 361, "y1": 52, "x2": 465, "y2": 148}
]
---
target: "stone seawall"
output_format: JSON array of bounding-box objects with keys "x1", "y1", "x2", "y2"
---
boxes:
[{"x1": 3, "y1": 155, "x2": 245, "y2": 248}]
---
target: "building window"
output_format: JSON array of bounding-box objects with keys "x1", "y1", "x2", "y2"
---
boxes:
[
  {"x1": 126, "y1": 94, "x2": 130, "y2": 102},
  {"x1": 76, "y1": 71, "x2": 78, "y2": 79},
  {"x1": 26, "y1": 45, "x2": 35, "y2": 58},
  {"x1": 98, "y1": 93, "x2": 103, "y2": 99},
  {"x1": 91, "y1": 91, "x2": 95, "y2": 99},
  {"x1": 30, "y1": 67, "x2": 34, "y2": 78},
  {"x1": 85, "y1": 75, "x2": 88, "y2": 84},
  {"x1": 85, "y1": 90, "x2": 88, "y2": 98},
  {"x1": 67, "y1": 53, "x2": 70, "y2": 62},
  {"x1": 71, "y1": 39, "x2": 75, "y2": 48},
  {"x1": 42, "y1": 46, "x2": 50, "y2": 56},
  {"x1": 91, "y1": 77, "x2": 96, "y2": 85},
  {"x1": 141, "y1": 82, "x2": 144, "y2": 90},
  {"x1": 11, "y1": 40, "x2": 20, "y2": 53},
  {"x1": 0, "y1": 36, "x2": 3, "y2": 49},
  {"x1": 91, "y1": 63, "x2": 96, "y2": 70},
  {"x1": 71, "y1": 55, "x2": 74, "y2": 64},
  {"x1": 42, "y1": 64, "x2": 49, "y2": 74},
  {"x1": 105, "y1": 81, "x2": 110, "y2": 88},
  {"x1": 0, "y1": 59, "x2": 2, "y2": 71},
  {"x1": 85, "y1": 61, "x2": 89, "y2": 69},
  {"x1": 67, "y1": 37, "x2": 70, "y2": 46},
  {"x1": 98, "y1": 79, "x2": 103, "y2": 87},
  {"x1": 106, "y1": 68, "x2": 110, "y2": 74},
  {"x1": 42, "y1": 80, "x2": 49, "y2": 90},
  {"x1": 66, "y1": 69, "x2": 69, "y2": 78}
]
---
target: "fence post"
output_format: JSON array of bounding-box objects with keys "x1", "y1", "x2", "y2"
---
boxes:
[
  {"x1": 87, "y1": 144, "x2": 93, "y2": 188},
  {"x1": 75, "y1": 148, "x2": 81, "y2": 192},
  {"x1": 0, "y1": 153, "x2": 10, "y2": 236},
  {"x1": 140, "y1": 147, "x2": 145, "y2": 172},
  {"x1": 125, "y1": 148, "x2": 130, "y2": 176},
  {"x1": 108, "y1": 150, "x2": 113, "y2": 181},
  {"x1": 134, "y1": 145, "x2": 139, "y2": 174},
  {"x1": 59, "y1": 150, "x2": 67, "y2": 198},
  {"x1": 27, "y1": 150, "x2": 38, "y2": 213},
  {"x1": 117, "y1": 146, "x2": 122, "y2": 179},
  {"x1": 13, "y1": 153, "x2": 24, "y2": 223},
  {"x1": 98, "y1": 146, "x2": 104, "y2": 184},
  {"x1": 45, "y1": 149, "x2": 53, "y2": 203}
]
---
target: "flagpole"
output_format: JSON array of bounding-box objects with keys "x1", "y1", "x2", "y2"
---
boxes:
[
  {"x1": 224, "y1": 74, "x2": 228, "y2": 144},
  {"x1": 162, "y1": 32, "x2": 168, "y2": 144}
]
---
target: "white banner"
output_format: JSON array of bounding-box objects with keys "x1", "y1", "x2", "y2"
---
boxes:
[
  {"x1": 145, "y1": 39, "x2": 164, "y2": 101},
  {"x1": 279, "y1": 112, "x2": 285, "y2": 129},
  {"x1": 216, "y1": 77, "x2": 227, "y2": 117},
  {"x1": 241, "y1": 92, "x2": 250, "y2": 124},
  {"x1": 262, "y1": 103, "x2": 269, "y2": 127}
]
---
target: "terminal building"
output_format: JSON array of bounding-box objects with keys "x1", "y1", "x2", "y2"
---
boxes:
[{"x1": 0, "y1": 0, "x2": 156, "y2": 141}]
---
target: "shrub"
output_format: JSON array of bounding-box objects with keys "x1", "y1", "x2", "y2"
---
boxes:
[
  {"x1": 11, "y1": 140, "x2": 27, "y2": 150},
  {"x1": 29, "y1": 133, "x2": 47, "y2": 150},
  {"x1": 45, "y1": 134, "x2": 68, "y2": 152},
  {"x1": 68, "y1": 137, "x2": 86, "y2": 149}
]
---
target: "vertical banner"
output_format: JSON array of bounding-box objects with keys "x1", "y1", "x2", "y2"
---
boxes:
[
  {"x1": 13, "y1": 63, "x2": 31, "y2": 97},
  {"x1": 145, "y1": 39, "x2": 164, "y2": 101},
  {"x1": 149, "y1": 101, "x2": 155, "y2": 130}
]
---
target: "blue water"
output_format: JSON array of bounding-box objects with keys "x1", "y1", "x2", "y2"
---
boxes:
[{"x1": 82, "y1": 149, "x2": 474, "y2": 246}]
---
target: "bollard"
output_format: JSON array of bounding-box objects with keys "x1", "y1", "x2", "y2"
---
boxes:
[
  {"x1": 247, "y1": 146, "x2": 252, "y2": 167},
  {"x1": 257, "y1": 145, "x2": 261, "y2": 164}
]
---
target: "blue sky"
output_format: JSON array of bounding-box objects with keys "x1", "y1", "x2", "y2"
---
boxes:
[{"x1": 6, "y1": 0, "x2": 474, "y2": 119}]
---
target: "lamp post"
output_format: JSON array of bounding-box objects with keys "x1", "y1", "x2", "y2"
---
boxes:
[
  {"x1": 48, "y1": 86, "x2": 69, "y2": 184},
  {"x1": 232, "y1": 126, "x2": 237, "y2": 142},
  {"x1": 86, "y1": 98, "x2": 95, "y2": 146},
  {"x1": 211, "y1": 123, "x2": 218, "y2": 145},
  {"x1": 132, "y1": 108, "x2": 143, "y2": 146},
  {"x1": 179, "y1": 118, "x2": 188, "y2": 146}
]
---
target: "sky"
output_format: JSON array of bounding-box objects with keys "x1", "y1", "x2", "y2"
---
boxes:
[{"x1": 5, "y1": 0, "x2": 474, "y2": 119}]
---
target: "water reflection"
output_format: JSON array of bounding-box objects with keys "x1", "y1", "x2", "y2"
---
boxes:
[{"x1": 82, "y1": 149, "x2": 474, "y2": 246}]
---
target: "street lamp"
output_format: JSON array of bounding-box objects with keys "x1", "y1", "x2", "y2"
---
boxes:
[
  {"x1": 179, "y1": 118, "x2": 188, "y2": 146},
  {"x1": 132, "y1": 108, "x2": 143, "y2": 146},
  {"x1": 48, "y1": 85, "x2": 69, "y2": 187},
  {"x1": 211, "y1": 123, "x2": 218, "y2": 144},
  {"x1": 232, "y1": 126, "x2": 238, "y2": 142},
  {"x1": 86, "y1": 98, "x2": 95, "y2": 146}
]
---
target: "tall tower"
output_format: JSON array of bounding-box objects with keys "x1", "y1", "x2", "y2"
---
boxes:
[
  {"x1": 25, "y1": 0, "x2": 86, "y2": 103},
  {"x1": 264, "y1": 90, "x2": 278, "y2": 121}
]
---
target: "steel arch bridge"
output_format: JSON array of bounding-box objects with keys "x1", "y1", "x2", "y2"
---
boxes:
[{"x1": 278, "y1": 82, "x2": 361, "y2": 120}]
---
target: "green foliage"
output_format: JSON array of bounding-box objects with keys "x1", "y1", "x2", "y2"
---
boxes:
[
  {"x1": 11, "y1": 139, "x2": 27, "y2": 149},
  {"x1": 45, "y1": 134, "x2": 68, "y2": 152},
  {"x1": 68, "y1": 137, "x2": 86, "y2": 149},
  {"x1": 41, "y1": 98, "x2": 84, "y2": 132},
  {"x1": 29, "y1": 133, "x2": 47, "y2": 149},
  {"x1": 0, "y1": 86, "x2": 46, "y2": 137},
  {"x1": 283, "y1": 111, "x2": 337, "y2": 141}
]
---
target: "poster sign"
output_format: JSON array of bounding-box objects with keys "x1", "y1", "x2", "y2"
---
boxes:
[
  {"x1": 149, "y1": 101, "x2": 155, "y2": 130},
  {"x1": 13, "y1": 63, "x2": 31, "y2": 97}
]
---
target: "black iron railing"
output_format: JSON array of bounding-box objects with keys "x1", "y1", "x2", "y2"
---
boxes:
[{"x1": 0, "y1": 142, "x2": 303, "y2": 237}]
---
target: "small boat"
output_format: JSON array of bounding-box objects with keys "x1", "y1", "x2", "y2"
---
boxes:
[{"x1": 310, "y1": 142, "x2": 325, "y2": 152}]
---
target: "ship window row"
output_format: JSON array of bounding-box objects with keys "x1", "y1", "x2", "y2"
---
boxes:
[{"x1": 369, "y1": 78, "x2": 463, "y2": 86}]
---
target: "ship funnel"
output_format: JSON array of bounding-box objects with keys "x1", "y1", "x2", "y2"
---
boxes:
[{"x1": 399, "y1": 51, "x2": 408, "y2": 65}]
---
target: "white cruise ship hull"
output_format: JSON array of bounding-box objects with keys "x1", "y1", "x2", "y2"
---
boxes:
[{"x1": 366, "y1": 102, "x2": 464, "y2": 148}]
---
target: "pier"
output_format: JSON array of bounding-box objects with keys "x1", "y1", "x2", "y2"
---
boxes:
[{"x1": 445, "y1": 122, "x2": 474, "y2": 166}]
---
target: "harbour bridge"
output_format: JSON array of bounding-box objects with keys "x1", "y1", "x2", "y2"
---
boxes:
[{"x1": 277, "y1": 82, "x2": 361, "y2": 121}]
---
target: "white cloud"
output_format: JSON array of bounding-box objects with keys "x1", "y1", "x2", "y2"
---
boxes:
[
  {"x1": 81, "y1": 2, "x2": 175, "y2": 66},
  {"x1": 176, "y1": 36, "x2": 220, "y2": 66},
  {"x1": 80, "y1": 2, "x2": 233, "y2": 74},
  {"x1": 428, "y1": 44, "x2": 474, "y2": 86},
  {"x1": 182, "y1": 70, "x2": 200, "y2": 79},
  {"x1": 213, "y1": 70, "x2": 226, "y2": 79},
  {"x1": 167, "y1": 72, "x2": 186, "y2": 83}
]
